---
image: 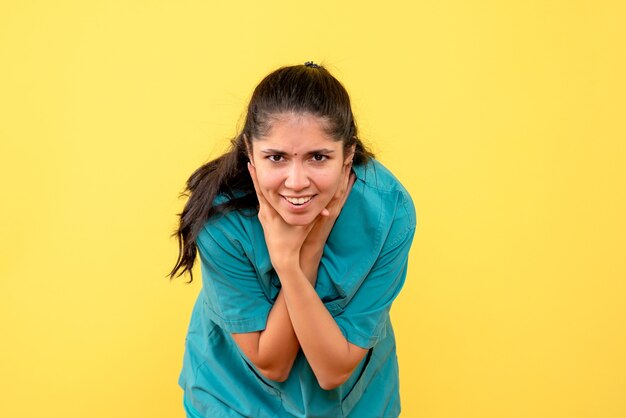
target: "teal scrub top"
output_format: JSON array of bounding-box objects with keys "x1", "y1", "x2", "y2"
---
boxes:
[{"x1": 178, "y1": 158, "x2": 417, "y2": 418}]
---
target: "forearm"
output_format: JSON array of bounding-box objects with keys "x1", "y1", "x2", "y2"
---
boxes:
[
  {"x1": 299, "y1": 242, "x2": 323, "y2": 285},
  {"x1": 276, "y1": 264, "x2": 365, "y2": 390},
  {"x1": 257, "y1": 290, "x2": 300, "y2": 381},
  {"x1": 241, "y1": 249, "x2": 322, "y2": 381},
  {"x1": 234, "y1": 290, "x2": 300, "y2": 382}
]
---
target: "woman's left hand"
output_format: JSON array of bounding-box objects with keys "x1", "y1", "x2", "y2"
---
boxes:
[{"x1": 301, "y1": 161, "x2": 355, "y2": 255}]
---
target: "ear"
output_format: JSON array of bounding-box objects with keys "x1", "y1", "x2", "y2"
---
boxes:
[
  {"x1": 344, "y1": 144, "x2": 356, "y2": 165},
  {"x1": 243, "y1": 134, "x2": 255, "y2": 166}
]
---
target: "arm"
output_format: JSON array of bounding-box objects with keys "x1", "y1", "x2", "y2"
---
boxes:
[
  {"x1": 231, "y1": 160, "x2": 342, "y2": 382},
  {"x1": 231, "y1": 253, "x2": 321, "y2": 382},
  {"x1": 275, "y1": 198, "x2": 417, "y2": 389},
  {"x1": 243, "y1": 160, "x2": 366, "y2": 389},
  {"x1": 274, "y1": 261, "x2": 368, "y2": 390},
  {"x1": 231, "y1": 290, "x2": 299, "y2": 382},
  {"x1": 197, "y1": 187, "x2": 357, "y2": 385}
]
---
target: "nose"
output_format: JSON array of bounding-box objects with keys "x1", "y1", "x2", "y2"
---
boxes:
[{"x1": 284, "y1": 162, "x2": 310, "y2": 191}]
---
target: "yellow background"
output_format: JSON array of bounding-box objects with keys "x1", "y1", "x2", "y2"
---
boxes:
[{"x1": 1, "y1": 1, "x2": 625, "y2": 417}]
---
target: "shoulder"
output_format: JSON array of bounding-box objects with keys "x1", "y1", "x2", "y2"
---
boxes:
[
  {"x1": 320, "y1": 159, "x2": 416, "y2": 318},
  {"x1": 353, "y1": 158, "x2": 406, "y2": 192},
  {"x1": 196, "y1": 194, "x2": 270, "y2": 272},
  {"x1": 326, "y1": 159, "x2": 415, "y2": 269},
  {"x1": 351, "y1": 158, "x2": 417, "y2": 233},
  {"x1": 196, "y1": 196, "x2": 251, "y2": 254}
]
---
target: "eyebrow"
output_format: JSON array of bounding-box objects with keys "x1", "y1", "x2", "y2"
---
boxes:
[{"x1": 260, "y1": 148, "x2": 336, "y2": 156}]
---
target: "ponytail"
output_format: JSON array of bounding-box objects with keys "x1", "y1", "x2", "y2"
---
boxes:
[
  {"x1": 167, "y1": 135, "x2": 254, "y2": 282},
  {"x1": 168, "y1": 63, "x2": 373, "y2": 282}
]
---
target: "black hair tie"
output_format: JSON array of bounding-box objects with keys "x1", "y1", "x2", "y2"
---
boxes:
[{"x1": 304, "y1": 61, "x2": 320, "y2": 68}]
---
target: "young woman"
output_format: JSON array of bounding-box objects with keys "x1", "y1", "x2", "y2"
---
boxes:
[{"x1": 169, "y1": 62, "x2": 416, "y2": 417}]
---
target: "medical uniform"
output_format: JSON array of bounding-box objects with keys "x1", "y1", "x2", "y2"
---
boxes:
[{"x1": 178, "y1": 158, "x2": 416, "y2": 417}]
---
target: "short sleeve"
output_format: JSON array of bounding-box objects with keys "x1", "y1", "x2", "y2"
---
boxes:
[
  {"x1": 334, "y1": 195, "x2": 416, "y2": 349},
  {"x1": 196, "y1": 217, "x2": 273, "y2": 334}
]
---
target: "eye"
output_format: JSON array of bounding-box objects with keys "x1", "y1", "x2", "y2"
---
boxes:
[
  {"x1": 267, "y1": 155, "x2": 284, "y2": 163},
  {"x1": 311, "y1": 153, "x2": 328, "y2": 162}
]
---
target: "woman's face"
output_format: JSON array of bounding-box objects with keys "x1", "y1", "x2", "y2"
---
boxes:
[{"x1": 249, "y1": 113, "x2": 353, "y2": 226}]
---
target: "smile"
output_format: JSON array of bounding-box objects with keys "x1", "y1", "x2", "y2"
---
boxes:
[{"x1": 283, "y1": 195, "x2": 314, "y2": 205}]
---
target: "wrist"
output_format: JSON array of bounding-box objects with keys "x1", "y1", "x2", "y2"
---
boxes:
[
  {"x1": 272, "y1": 255, "x2": 302, "y2": 277},
  {"x1": 300, "y1": 243, "x2": 323, "y2": 265},
  {"x1": 301, "y1": 240, "x2": 324, "y2": 258},
  {"x1": 299, "y1": 245, "x2": 323, "y2": 286}
]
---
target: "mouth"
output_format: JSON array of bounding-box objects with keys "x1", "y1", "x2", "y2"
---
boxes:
[{"x1": 282, "y1": 195, "x2": 314, "y2": 208}]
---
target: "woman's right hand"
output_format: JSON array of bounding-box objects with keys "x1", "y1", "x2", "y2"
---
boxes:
[{"x1": 247, "y1": 162, "x2": 315, "y2": 272}]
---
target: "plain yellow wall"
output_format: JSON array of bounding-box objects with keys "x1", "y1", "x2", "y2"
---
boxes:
[{"x1": 1, "y1": 1, "x2": 625, "y2": 417}]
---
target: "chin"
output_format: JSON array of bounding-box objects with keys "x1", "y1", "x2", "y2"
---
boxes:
[{"x1": 279, "y1": 211, "x2": 319, "y2": 227}]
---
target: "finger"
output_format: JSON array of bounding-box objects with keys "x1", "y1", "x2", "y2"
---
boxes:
[
  {"x1": 247, "y1": 162, "x2": 271, "y2": 207},
  {"x1": 323, "y1": 165, "x2": 350, "y2": 214},
  {"x1": 339, "y1": 172, "x2": 356, "y2": 208},
  {"x1": 248, "y1": 163, "x2": 280, "y2": 222},
  {"x1": 303, "y1": 218, "x2": 318, "y2": 235},
  {"x1": 340, "y1": 163, "x2": 352, "y2": 196},
  {"x1": 338, "y1": 164, "x2": 354, "y2": 200},
  {"x1": 247, "y1": 162, "x2": 260, "y2": 196},
  {"x1": 347, "y1": 171, "x2": 356, "y2": 192},
  {"x1": 333, "y1": 163, "x2": 351, "y2": 202}
]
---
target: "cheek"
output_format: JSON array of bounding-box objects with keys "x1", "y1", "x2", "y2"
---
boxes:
[
  {"x1": 255, "y1": 170, "x2": 282, "y2": 193},
  {"x1": 317, "y1": 168, "x2": 343, "y2": 195}
]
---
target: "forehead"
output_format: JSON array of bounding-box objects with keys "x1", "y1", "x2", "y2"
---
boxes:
[{"x1": 253, "y1": 113, "x2": 341, "y2": 153}]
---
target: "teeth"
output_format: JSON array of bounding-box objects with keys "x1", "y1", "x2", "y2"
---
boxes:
[{"x1": 285, "y1": 196, "x2": 312, "y2": 205}]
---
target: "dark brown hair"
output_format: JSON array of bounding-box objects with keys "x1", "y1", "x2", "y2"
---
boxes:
[{"x1": 168, "y1": 63, "x2": 374, "y2": 282}]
